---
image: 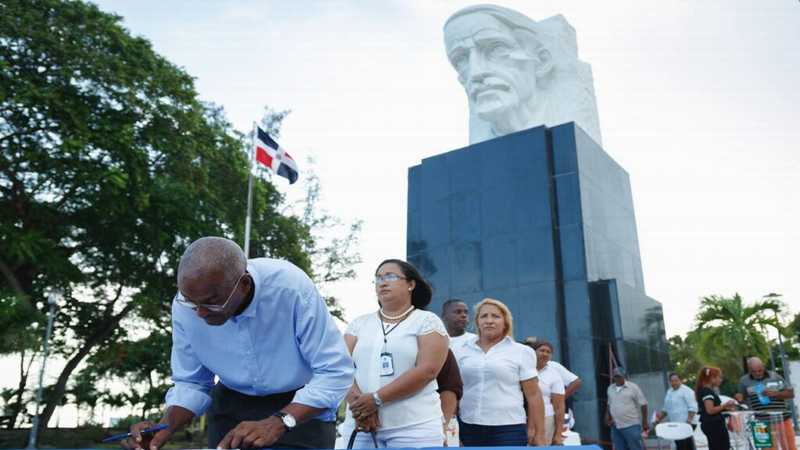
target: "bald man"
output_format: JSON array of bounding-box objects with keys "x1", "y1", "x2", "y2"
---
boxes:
[
  {"x1": 122, "y1": 237, "x2": 353, "y2": 450},
  {"x1": 736, "y1": 357, "x2": 795, "y2": 450}
]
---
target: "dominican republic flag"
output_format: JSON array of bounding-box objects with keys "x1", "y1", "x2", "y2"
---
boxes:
[{"x1": 254, "y1": 126, "x2": 299, "y2": 184}]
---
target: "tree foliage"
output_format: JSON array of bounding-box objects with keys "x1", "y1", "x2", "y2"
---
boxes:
[
  {"x1": 0, "y1": 0, "x2": 317, "y2": 430},
  {"x1": 666, "y1": 331, "x2": 704, "y2": 385},
  {"x1": 692, "y1": 293, "x2": 786, "y2": 379},
  {"x1": 255, "y1": 107, "x2": 362, "y2": 321}
]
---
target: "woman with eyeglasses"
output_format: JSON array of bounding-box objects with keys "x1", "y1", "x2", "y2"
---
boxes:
[
  {"x1": 342, "y1": 259, "x2": 449, "y2": 448},
  {"x1": 695, "y1": 366, "x2": 736, "y2": 450},
  {"x1": 454, "y1": 298, "x2": 547, "y2": 446}
]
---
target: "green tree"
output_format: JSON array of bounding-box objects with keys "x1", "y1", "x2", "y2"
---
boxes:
[
  {"x1": 693, "y1": 293, "x2": 785, "y2": 379},
  {"x1": 666, "y1": 330, "x2": 704, "y2": 386},
  {"x1": 0, "y1": 295, "x2": 42, "y2": 428},
  {"x1": 66, "y1": 105, "x2": 361, "y2": 425},
  {"x1": 1, "y1": 0, "x2": 314, "y2": 432},
  {"x1": 85, "y1": 332, "x2": 172, "y2": 420},
  {"x1": 254, "y1": 107, "x2": 362, "y2": 321}
]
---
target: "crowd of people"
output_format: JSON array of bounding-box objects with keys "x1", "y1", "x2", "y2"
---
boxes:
[
  {"x1": 600, "y1": 355, "x2": 796, "y2": 450},
  {"x1": 121, "y1": 237, "x2": 794, "y2": 450},
  {"x1": 340, "y1": 259, "x2": 581, "y2": 448}
]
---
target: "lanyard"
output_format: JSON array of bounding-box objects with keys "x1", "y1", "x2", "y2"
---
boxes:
[{"x1": 378, "y1": 310, "x2": 412, "y2": 347}]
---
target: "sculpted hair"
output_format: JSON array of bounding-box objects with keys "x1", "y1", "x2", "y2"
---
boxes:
[
  {"x1": 474, "y1": 298, "x2": 514, "y2": 338},
  {"x1": 178, "y1": 237, "x2": 247, "y2": 288},
  {"x1": 444, "y1": 4, "x2": 545, "y2": 61},
  {"x1": 376, "y1": 259, "x2": 433, "y2": 310}
]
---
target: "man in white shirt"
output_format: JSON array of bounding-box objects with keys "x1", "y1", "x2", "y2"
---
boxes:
[
  {"x1": 654, "y1": 373, "x2": 697, "y2": 450},
  {"x1": 441, "y1": 299, "x2": 476, "y2": 349}
]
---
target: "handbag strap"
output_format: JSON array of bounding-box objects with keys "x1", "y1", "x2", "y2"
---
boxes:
[{"x1": 347, "y1": 429, "x2": 379, "y2": 449}]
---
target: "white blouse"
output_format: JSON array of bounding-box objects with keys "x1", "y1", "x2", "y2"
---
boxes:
[
  {"x1": 547, "y1": 360, "x2": 579, "y2": 386},
  {"x1": 449, "y1": 331, "x2": 477, "y2": 350},
  {"x1": 454, "y1": 335, "x2": 538, "y2": 426},
  {"x1": 344, "y1": 309, "x2": 448, "y2": 430},
  {"x1": 537, "y1": 363, "x2": 566, "y2": 417}
]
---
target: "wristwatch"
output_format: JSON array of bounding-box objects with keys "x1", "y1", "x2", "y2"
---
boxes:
[
  {"x1": 372, "y1": 392, "x2": 383, "y2": 407},
  {"x1": 272, "y1": 411, "x2": 297, "y2": 431}
]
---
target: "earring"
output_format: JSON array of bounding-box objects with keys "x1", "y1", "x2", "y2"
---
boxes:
[{"x1": 408, "y1": 287, "x2": 413, "y2": 291}]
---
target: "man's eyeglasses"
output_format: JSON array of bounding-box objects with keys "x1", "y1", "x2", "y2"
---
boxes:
[
  {"x1": 374, "y1": 273, "x2": 406, "y2": 284},
  {"x1": 174, "y1": 272, "x2": 246, "y2": 312}
]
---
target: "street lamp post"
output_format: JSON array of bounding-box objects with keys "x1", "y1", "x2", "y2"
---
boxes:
[{"x1": 27, "y1": 291, "x2": 59, "y2": 449}]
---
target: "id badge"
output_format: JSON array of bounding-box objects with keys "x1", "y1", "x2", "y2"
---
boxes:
[{"x1": 379, "y1": 352, "x2": 395, "y2": 376}]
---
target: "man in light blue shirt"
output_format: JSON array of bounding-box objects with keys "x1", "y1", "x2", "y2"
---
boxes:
[
  {"x1": 122, "y1": 237, "x2": 353, "y2": 450},
  {"x1": 654, "y1": 373, "x2": 698, "y2": 450}
]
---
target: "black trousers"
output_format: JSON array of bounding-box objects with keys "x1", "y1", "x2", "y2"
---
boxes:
[
  {"x1": 207, "y1": 383, "x2": 336, "y2": 449},
  {"x1": 674, "y1": 425, "x2": 696, "y2": 450},
  {"x1": 701, "y1": 421, "x2": 730, "y2": 450}
]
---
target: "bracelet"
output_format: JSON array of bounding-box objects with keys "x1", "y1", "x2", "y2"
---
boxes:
[{"x1": 372, "y1": 392, "x2": 383, "y2": 407}]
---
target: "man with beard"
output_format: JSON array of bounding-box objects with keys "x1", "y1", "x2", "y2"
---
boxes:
[
  {"x1": 122, "y1": 237, "x2": 353, "y2": 450},
  {"x1": 443, "y1": 4, "x2": 603, "y2": 145}
]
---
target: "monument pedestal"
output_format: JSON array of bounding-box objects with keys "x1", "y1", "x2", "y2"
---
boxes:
[{"x1": 407, "y1": 123, "x2": 669, "y2": 442}]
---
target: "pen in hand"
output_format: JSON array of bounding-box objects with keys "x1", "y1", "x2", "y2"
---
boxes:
[{"x1": 102, "y1": 423, "x2": 169, "y2": 443}]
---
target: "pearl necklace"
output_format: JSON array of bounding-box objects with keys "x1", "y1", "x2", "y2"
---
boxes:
[{"x1": 379, "y1": 305, "x2": 415, "y2": 321}]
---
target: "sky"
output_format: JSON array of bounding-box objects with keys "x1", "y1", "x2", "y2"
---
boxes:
[
  {"x1": 5, "y1": 0, "x2": 800, "y2": 429},
  {"x1": 82, "y1": 0, "x2": 800, "y2": 337}
]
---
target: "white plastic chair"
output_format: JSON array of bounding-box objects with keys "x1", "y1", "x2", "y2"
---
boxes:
[{"x1": 655, "y1": 422, "x2": 695, "y2": 450}]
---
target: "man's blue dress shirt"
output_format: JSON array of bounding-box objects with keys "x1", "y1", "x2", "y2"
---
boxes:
[{"x1": 164, "y1": 258, "x2": 354, "y2": 422}]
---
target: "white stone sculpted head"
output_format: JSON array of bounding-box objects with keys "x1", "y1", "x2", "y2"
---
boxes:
[{"x1": 444, "y1": 4, "x2": 602, "y2": 145}]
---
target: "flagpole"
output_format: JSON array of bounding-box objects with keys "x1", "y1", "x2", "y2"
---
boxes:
[{"x1": 244, "y1": 121, "x2": 256, "y2": 257}]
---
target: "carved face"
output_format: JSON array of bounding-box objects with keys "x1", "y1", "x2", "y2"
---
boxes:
[{"x1": 445, "y1": 12, "x2": 537, "y2": 123}]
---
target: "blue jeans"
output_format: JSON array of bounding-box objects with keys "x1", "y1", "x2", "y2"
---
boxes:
[
  {"x1": 459, "y1": 420, "x2": 528, "y2": 446},
  {"x1": 611, "y1": 424, "x2": 644, "y2": 450}
]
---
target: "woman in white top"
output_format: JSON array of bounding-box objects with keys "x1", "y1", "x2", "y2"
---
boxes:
[
  {"x1": 342, "y1": 259, "x2": 449, "y2": 448},
  {"x1": 454, "y1": 298, "x2": 546, "y2": 446},
  {"x1": 532, "y1": 341, "x2": 566, "y2": 445}
]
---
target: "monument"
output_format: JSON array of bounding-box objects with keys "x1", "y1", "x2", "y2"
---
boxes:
[
  {"x1": 443, "y1": 4, "x2": 603, "y2": 146},
  {"x1": 407, "y1": 4, "x2": 669, "y2": 443}
]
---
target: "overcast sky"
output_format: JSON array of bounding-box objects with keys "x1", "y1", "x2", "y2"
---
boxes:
[{"x1": 87, "y1": 0, "x2": 800, "y2": 337}]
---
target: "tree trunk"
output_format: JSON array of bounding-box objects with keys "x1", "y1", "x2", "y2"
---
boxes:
[
  {"x1": 7, "y1": 348, "x2": 35, "y2": 429},
  {"x1": 36, "y1": 302, "x2": 136, "y2": 431}
]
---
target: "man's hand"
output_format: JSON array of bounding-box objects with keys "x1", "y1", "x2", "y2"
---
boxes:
[
  {"x1": 350, "y1": 393, "x2": 379, "y2": 419},
  {"x1": 120, "y1": 421, "x2": 172, "y2": 450},
  {"x1": 217, "y1": 416, "x2": 286, "y2": 449},
  {"x1": 355, "y1": 412, "x2": 380, "y2": 432},
  {"x1": 764, "y1": 389, "x2": 782, "y2": 398},
  {"x1": 605, "y1": 416, "x2": 614, "y2": 427}
]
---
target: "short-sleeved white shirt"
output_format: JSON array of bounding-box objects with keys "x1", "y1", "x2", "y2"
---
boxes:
[
  {"x1": 547, "y1": 360, "x2": 579, "y2": 387},
  {"x1": 344, "y1": 309, "x2": 448, "y2": 430},
  {"x1": 537, "y1": 363, "x2": 566, "y2": 417},
  {"x1": 448, "y1": 331, "x2": 477, "y2": 350},
  {"x1": 454, "y1": 335, "x2": 539, "y2": 425},
  {"x1": 663, "y1": 384, "x2": 698, "y2": 424}
]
